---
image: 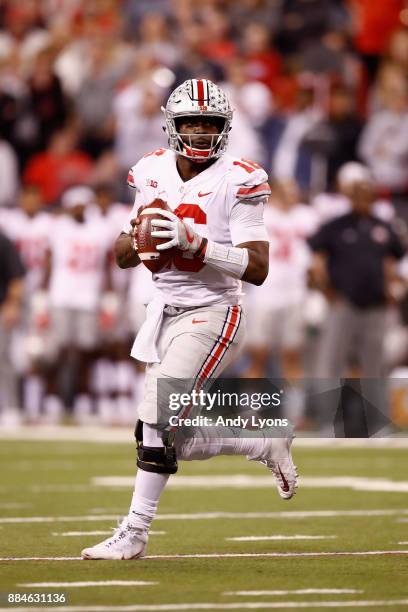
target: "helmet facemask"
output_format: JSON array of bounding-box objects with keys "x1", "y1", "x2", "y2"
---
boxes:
[{"x1": 169, "y1": 115, "x2": 229, "y2": 161}]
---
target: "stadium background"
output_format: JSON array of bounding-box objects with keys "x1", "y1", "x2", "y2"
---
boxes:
[
  {"x1": 0, "y1": 0, "x2": 408, "y2": 428},
  {"x1": 0, "y1": 2, "x2": 408, "y2": 611}
]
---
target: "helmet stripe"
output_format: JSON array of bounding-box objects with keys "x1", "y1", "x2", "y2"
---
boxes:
[
  {"x1": 203, "y1": 79, "x2": 209, "y2": 102},
  {"x1": 165, "y1": 79, "x2": 232, "y2": 161},
  {"x1": 191, "y1": 78, "x2": 198, "y2": 101},
  {"x1": 190, "y1": 79, "x2": 209, "y2": 108},
  {"x1": 197, "y1": 79, "x2": 205, "y2": 107}
]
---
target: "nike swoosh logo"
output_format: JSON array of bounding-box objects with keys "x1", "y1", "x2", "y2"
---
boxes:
[
  {"x1": 277, "y1": 464, "x2": 290, "y2": 492},
  {"x1": 192, "y1": 319, "x2": 208, "y2": 324},
  {"x1": 198, "y1": 191, "x2": 212, "y2": 197},
  {"x1": 185, "y1": 226, "x2": 195, "y2": 244}
]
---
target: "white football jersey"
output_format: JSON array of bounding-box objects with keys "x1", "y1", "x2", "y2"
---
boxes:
[
  {"x1": 87, "y1": 202, "x2": 132, "y2": 242},
  {"x1": 0, "y1": 208, "x2": 53, "y2": 292},
  {"x1": 248, "y1": 203, "x2": 318, "y2": 308},
  {"x1": 48, "y1": 214, "x2": 113, "y2": 311},
  {"x1": 124, "y1": 148, "x2": 270, "y2": 307},
  {"x1": 87, "y1": 202, "x2": 132, "y2": 293}
]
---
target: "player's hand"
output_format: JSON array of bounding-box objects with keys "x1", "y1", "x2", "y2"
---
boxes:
[{"x1": 150, "y1": 209, "x2": 202, "y2": 253}]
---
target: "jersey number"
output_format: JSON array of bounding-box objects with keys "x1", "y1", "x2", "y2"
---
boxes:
[
  {"x1": 165, "y1": 203, "x2": 207, "y2": 273},
  {"x1": 143, "y1": 148, "x2": 166, "y2": 158},
  {"x1": 233, "y1": 158, "x2": 262, "y2": 174}
]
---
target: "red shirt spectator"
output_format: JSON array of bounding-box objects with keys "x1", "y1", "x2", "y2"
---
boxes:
[
  {"x1": 348, "y1": 0, "x2": 404, "y2": 56},
  {"x1": 199, "y1": 9, "x2": 237, "y2": 65},
  {"x1": 242, "y1": 23, "x2": 282, "y2": 91},
  {"x1": 24, "y1": 129, "x2": 93, "y2": 205}
]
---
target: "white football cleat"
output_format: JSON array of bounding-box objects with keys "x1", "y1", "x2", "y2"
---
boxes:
[
  {"x1": 248, "y1": 436, "x2": 298, "y2": 500},
  {"x1": 81, "y1": 518, "x2": 148, "y2": 560}
]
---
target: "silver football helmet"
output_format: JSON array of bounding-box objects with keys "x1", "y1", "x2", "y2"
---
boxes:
[{"x1": 162, "y1": 79, "x2": 233, "y2": 161}]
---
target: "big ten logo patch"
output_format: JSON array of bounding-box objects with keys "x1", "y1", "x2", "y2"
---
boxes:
[{"x1": 146, "y1": 179, "x2": 158, "y2": 188}]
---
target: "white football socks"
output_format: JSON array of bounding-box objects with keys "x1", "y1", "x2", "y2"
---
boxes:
[
  {"x1": 128, "y1": 423, "x2": 170, "y2": 533},
  {"x1": 175, "y1": 428, "x2": 268, "y2": 461},
  {"x1": 127, "y1": 424, "x2": 278, "y2": 534}
]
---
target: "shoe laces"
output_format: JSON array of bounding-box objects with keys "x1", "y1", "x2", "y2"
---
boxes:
[
  {"x1": 102, "y1": 518, "x2": 128, "y2": 548},
  {"x1": 106, "y1": 517, "x2": 146, "y2": 548}
]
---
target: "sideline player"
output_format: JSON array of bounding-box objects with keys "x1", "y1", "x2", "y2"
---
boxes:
[
  {"x1": 245, "y1": 178, "x2": 318, "y2": 379},
  {"x1": 42, "y1": 186, "x2": 113, "y2": 419},
  {"x1": 82, "y1": 79, "x2": 298, "y2": 560},
  {"x1": 0, "y1": 185, "x2": 53, "y2": 421}
]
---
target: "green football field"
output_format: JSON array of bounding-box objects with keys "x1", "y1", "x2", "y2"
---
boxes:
[{"x1": 0, "y1": 432, "x2": 407, "y2": 611}]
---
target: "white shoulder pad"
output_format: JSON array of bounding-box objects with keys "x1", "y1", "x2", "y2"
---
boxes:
[
  {"x1": 127, "y1": 147, "x2": 169, "y2": 189},
  {"x1": 228, "y1": 157, "x2": 271, "y2": 203}
]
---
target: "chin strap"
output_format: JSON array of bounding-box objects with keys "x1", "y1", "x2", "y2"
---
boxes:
[{"x1": 182, "y1": 143, "x2": 212, "y2": 159}]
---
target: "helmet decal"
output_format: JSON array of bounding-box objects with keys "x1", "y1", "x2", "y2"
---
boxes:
[
  {"x1": 162, "y1": 79, "x2": 233, "y2": 161},
  {"x1": 191, "y1": 79, "x2": 209, "y2": 108}
]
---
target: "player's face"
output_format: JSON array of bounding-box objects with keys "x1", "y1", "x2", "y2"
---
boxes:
[
  {"x1": 67, "y1": 203, "x2": 86, "y2": 222},
  {"x1": 177, "y1": 116, "x2": 222, "y2": 149},
  {"x1": 20, "y1": 189, "x2": 41, "y2": 216},
  {"x1": 351, "y1": 181, "x2": 375, "y2": 214}
]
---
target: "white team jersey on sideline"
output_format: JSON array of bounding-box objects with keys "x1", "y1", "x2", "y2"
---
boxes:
[
  {"x1": 87, "y1": 202, "x2": 132, "y2": 241},
  {"x1": 48, "y1": 214, "x2": 112, "y2": 311},
  {"x1": 124, "y1": 148, "x2": 270, "y2": 307},
  {"x1": 87, "y1": 202, "x2": 132, "y2": 293},
  {"x1": 247, "y1": 203, "x2": 318, "y2": 309},
  {"x1": 0, "y1": 208, "x2": 53, "y2": 292}
]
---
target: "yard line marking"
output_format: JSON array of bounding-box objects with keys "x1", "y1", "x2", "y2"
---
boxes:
[
  {"x1": 223, "y1": 589, "x2": 363, "y2": 596},
  {"x1": 92, "y1": 475, "x2": 408, "y2": 493},
  {"x1": 226, "y1": 535, "x2": 337, "y2": 542},
  {"x1": 398, "y1": 541, "x2": 408, "y2": 544},
  {"x1": 1, "y1": 509, "x2": 407, "y2": 523},
  {"x1": 19, "y1": 581, "x2": 157, "y2": 588},
  {"x1": 1, "y1": 598, "x2": 408, "y2": 610},
  {"x1": 0, "y1": 557, "x2": 80, "y2": 560},
  {"x1": 397, "y1": 519, "x2": 408, "y2": 523},
  {"x1": 30, "y1": 485, "x2": 99, "y2": 493},
  {"x1": 2, "y1": 424, "x2": 408, "y2": 447},
  {"x1": 144, "y1": 551, "x2": 408, "y2": 559},
  {"x1": 0, "y1": 516, "x2": 119, "y2": 524},
  {"x1": 52, "y1": 531, "x2": 112, "y2": 536},
  {"x1": 51, "y1": 531, "x2": 166, "y2": 537},
  {"x1": 1, "y1": 550, "x2": 408, "y2": 561},
  {"x1": 7, "y1": 475, "x2": 408, "y2": 494}
]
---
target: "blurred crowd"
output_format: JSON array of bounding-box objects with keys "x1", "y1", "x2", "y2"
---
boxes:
[{"x1": 0, "y1": 0, "x2": 408, "y2": 430}]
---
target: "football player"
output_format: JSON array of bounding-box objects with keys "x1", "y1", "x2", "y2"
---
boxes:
[
  {"x1": 0, "y1": 185, "x2": 53, "y2": 422},
  {"x1": 245, "y1": 179, "x2": 319, "y2": 379},
  {"x1": 0, "y1": 185, "x2": 52, "y2": 295},
  {"x1": 82, "y1": 79, "x2": 298, "y2": 560},
  {"x1": 41, "y1": 186, "x2": 113, "y2": 421}
]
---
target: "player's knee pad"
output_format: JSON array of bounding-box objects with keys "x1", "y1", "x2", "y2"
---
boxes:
[{"x1": 134, "y1": 420, "x2": 178, "y2": 475}]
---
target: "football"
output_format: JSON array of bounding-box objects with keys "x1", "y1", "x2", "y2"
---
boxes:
[{"x1": 136, "y1": 198, "x2": 176, "y2": 273}]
